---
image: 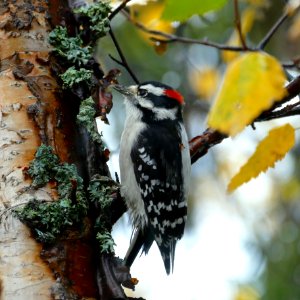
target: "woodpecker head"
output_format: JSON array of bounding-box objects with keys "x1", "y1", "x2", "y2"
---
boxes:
[{"x1": 114, "y1": 81, "x2": 184, "y2": 122}]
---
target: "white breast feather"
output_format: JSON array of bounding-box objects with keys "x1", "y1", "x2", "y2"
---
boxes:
[{"x1": 119, "y1": 99, "x2": 148, "y2": 227}]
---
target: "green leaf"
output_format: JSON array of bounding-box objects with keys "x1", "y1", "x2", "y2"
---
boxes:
[{"x1": 162, "y1": 0, "x2": 228, "y2": 21}]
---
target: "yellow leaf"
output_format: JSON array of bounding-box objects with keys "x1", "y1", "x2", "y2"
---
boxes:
[
  {"x1": 228, "y1": 124, "x2": 295, "y2": 192},
  {"x1": 189, "y1": 67, "x2": 220, "y2": 100},
  {"x1": 208, "y1": 52, "x2": 287, "y2": 136},
  {"x1": 130, "y1": 1, "x2": 175, "y2": 46},
  {"x1": 222, "y1": 8, "x2": 256, "y2": 63}
]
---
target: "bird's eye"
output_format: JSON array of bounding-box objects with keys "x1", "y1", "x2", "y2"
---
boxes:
[{"x1": 138, "y1": 89, "x2": 148, "y2": 97}]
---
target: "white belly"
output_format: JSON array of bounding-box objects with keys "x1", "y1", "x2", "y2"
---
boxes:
[{"x1": 119, "y1": 118, "x2": 148, "y2": 227}]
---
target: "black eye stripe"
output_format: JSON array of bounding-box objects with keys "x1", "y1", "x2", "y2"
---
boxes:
[{"x1": 138, "y1": 89, "x2": 148, "y2": 97}]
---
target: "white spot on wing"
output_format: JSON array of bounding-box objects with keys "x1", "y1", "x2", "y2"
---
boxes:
[
  {"x1": 147, "y1": 200, "x2": 154, "y2": 213},
  {"x1": 139, "y1": 153, "x2": 148, "y2": 159},
  {"x1": 151, "y1": 179, "x2": 160, "y2": 186},
  {"x1": 151, "y1": 217, "x2": 158, "y2": 227},
  {"x1": 138, "y1": 147, "x2": 145, "y2": 153},
  {"x1": 172, "y1": 184, "x2": 178, "y2": 191},
  {"x1": 141, "y1": 173, "x2": 149, "y2": 181},
  {"x1": 155, "y1": 234, "x2": 163, "y2": 246},
  {"x1": 178, "y1": 201, "x2": 187, "y2": 208},
  {"x1": 169, "y1": 217, "x2": 184, "y2": 228}
]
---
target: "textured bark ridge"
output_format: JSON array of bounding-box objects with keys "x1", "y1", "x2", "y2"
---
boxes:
[{"x1": 0, "y1": 1, "x2": 98, "y2": 299}]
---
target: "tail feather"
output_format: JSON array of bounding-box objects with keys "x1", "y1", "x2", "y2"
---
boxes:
[
  {"x1": 124, "y1": 227, "x2": 154, "y2": 268},
  {"x1": 158, "y1": 239, "x2": 177, "y2": 275},
  {"x1": 124, "y1": 228, "x2": 178, "y2": 275}
]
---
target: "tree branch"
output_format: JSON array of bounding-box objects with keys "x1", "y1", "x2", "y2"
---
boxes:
[
  {"x1": 109, "y1": 25, "x2": 140, "y2": 84},
  {"x1": 282, "y1": 56, "x2": 300, "y2": 69},
  {"x1": 256, "y1": 102, "x2": 300, "y2": 122},
  {"x1": 189, "y1": 129, "x2": 227, "y2": 163},
  {"x1": 123, "y1": 7, "x2": 292, "y2": 55},
  {"x1": 234, "y1": 0, "x2": 247, "y2": 49},
  {"x1": 123, "y1": 11, "x2": 254, "y2": 52},
  {"x1": 150, "y1": 35, "x2": 252, "y2": 51},
  {"x1": 109, "y1": 0, "x2": 132, "y2": 21},
  {"x1": 256, "y1": 75, "x2": 300, "y2": 120},
  {"x1": 257, "y1": 11, "x2": 289, "y2": 49}
]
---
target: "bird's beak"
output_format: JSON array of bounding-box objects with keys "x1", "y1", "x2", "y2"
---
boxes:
[{"x1": 113, "y1": 84, "x2": 137, "y2": 97}]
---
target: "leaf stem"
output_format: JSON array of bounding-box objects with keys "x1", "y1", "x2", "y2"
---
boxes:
[{"x1": 234, "y1": 0, "x2": 247, "y2": 49}]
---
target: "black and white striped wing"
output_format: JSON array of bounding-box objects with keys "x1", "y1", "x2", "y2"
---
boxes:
[{"x1": 131, "y1": 124, "x2": 187, "y2": 273}]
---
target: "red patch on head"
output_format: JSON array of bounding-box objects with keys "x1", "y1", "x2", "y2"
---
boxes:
[{"x1": 164, "y1": 89, "x2": 184, "y2": 105}]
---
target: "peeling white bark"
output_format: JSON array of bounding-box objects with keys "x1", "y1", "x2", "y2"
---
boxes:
[
  {"x1": 0, "y1": 218, "x2": 55, "y2": 299},
  {"x1": 0, "y1": 68, "x2": 56, "y2": 299},
  {"x1": 0, "y1": 0, "x2": 58, "y2": 295}
]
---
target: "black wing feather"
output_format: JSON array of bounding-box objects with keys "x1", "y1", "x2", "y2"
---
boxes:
[{"x1": 130, "y1": 121, "x2": 187, "y2": 274}]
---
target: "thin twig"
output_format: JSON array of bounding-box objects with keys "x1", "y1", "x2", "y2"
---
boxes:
[
  {"x1": 150, "y1": 36, "x2": 253, "y2": 51},
  {"x1": 109, "y1": 54, "x2": 123, "y2": 66},
  {"x1": 256, "y1": 75, "x2": 300, "y2": 120},
  {"x1": 234, "y1": 0, "x2": 247, "y2": 49},
  {"x1": 256, "y1": 106, "x2": 300, "y2": 122},
  {"x1": 109, "y1": 25, "x2": 140, "y2": 84},
  {"x1": 282, "y1": 56, "x2": 300, "y2": 69},
  {"x1": 109, "y1": 0, "x2": 132, "y2": 21},
  {"x1": 257, "y1": 11, "x2": 289, "y2": 49},
  {"x1": 123, "y1": 10, "x2": 255, "y2": 52},
  {"x1": 283, "y1": 62, "x2": 300, "y2": 69}
]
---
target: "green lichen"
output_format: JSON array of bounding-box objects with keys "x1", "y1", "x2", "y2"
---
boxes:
[
  {"x1": 88, "y1": 175, "x2": 117, "y2": 208},
  {"x1": 27, "y1": 144, "x2": 60, "y2": 186},
  {"x1": 16, "y1": 145, "x2": 88, "y2": 244},
  {"x1": 77, "y1": 96, "x2": 103, "y2": 145},
  {"x1": 88, "y1": 175, "x2": 119, "y2": 253},
  {"x1": 96, "y1": 231, "x2": 116, "y2": 254},
  {"x1": 60, "y1": 66, "x2": 93, "y2": 89},
  {"x1": 48, "y1": 26, "x2": 92, "y2": 66},
  {"x1": 75, "y1": 2, "x2": 111, "y2": 40}
]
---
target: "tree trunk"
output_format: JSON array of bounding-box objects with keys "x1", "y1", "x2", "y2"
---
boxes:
[{"x1": 0, "y1": 1, "x2": 105, "y2": 299}]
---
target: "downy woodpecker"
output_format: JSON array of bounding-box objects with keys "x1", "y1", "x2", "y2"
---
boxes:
[{"x1": 114, "y1": 81, "x2": 191, "y2": 274}]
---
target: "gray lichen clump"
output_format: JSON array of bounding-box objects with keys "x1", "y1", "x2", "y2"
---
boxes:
[
  {"x1": 74, "y1": 1, "x2": 111, "y2": 40},
  {"x1": 48, "y1": 26, "x2": 92, "y2": 66},
  {"x1": 77, "y1": 96, "x2": 103, "y2": 145},
  {"x1": 88, "y1": 175, "x2": 118, "y2": 253},
  {"x1": 15, "y1": 145, "x2": 88, "y2": 243}
]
